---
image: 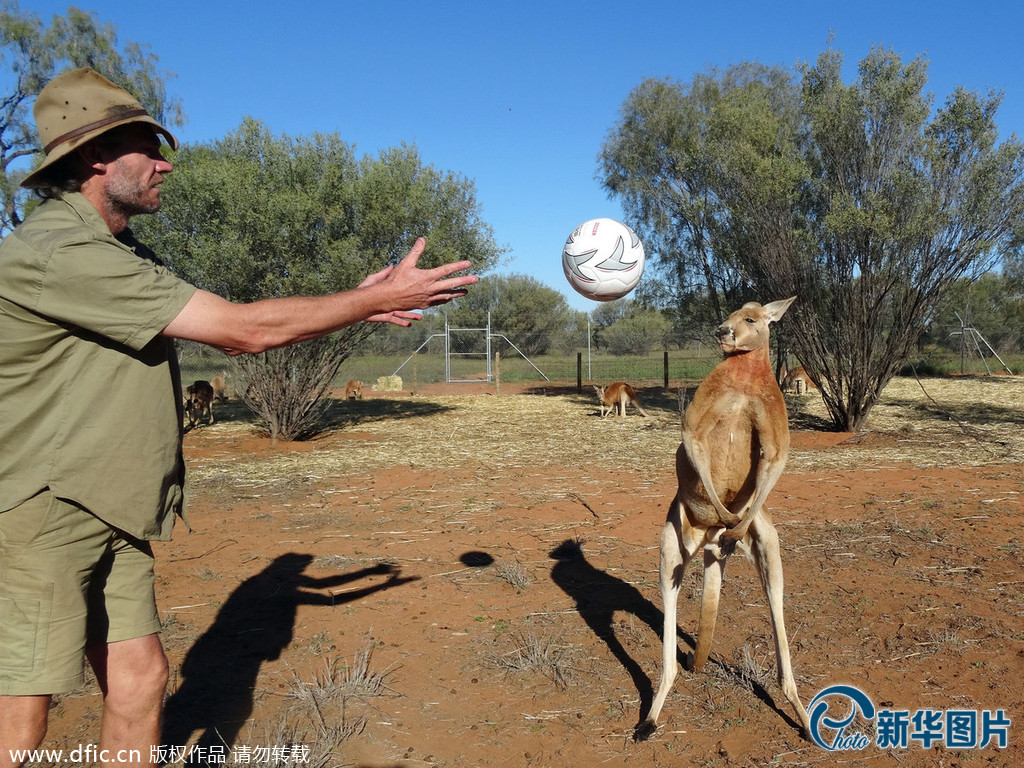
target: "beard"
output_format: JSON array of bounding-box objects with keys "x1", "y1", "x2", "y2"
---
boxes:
[{"x1": 103, "y1": 162, "x2": 162, "y2": 219}]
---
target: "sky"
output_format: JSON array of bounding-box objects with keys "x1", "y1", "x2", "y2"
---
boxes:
[{"x1": 16, "y1": 0, "x2": 1024, "y2": 311}]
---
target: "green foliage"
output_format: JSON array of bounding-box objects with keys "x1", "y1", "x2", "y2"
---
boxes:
[
  {"x1": 134, "y1": 119, "x2": 502, "y2": 299},
  {"x1": 600, "y1": 62, "x2": 804, "y2": 325},
  {"x1": 589, "y1": 298, "x2": 631, "y2": 331},
  {"x1": 925, "y1": 272, "x2": 1024, "y2": 356},
  {"x1": 790, "y1": 46, "x2": 1024, "y2": 429},
  {"x1": 600, "y1": 309, "x2": 671, "y2": 356},
  {"x1": 0, "y1": 0, "x2": 184, "y2": 232}
]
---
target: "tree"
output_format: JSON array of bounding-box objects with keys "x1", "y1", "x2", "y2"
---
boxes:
[
  {"x1": 773, "y1": 47, "x2": 1024, "y2": 429},
  {"x1": 601, "y1": 309, "x2": 671, "y2": 356},
  {"x1": 925, "y1": 272, "x2": 1024, "y2": 360},
  {"x1": 0, "y1": 1, "x2": 184, "y2": 233},
  {"x1": 602, "y1": 46, "x2": 1024, "y2": 430},
  {"x1": 133, "y1": 119, "x2": 503, "y2": 441},
  {"x1": 589, "y1": 297, "x2": 630, "y2": 332}
]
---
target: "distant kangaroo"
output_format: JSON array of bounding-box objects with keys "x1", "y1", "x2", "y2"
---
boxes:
[
  {"x1": 594, "y1": 382, "x2": 647, "y2": 418},
  {"x1": 636, "y1": 296, "x2": 810, "y2": 742},
  {"x1": 782, "y1": 365, "x2": 816, "y2": 395},
  {"x1": 210, "y1": 370, "x2": 229, "y2": 401},
  {"x1": 344, "y1": 379, "x2": 363, "y2": 400}
]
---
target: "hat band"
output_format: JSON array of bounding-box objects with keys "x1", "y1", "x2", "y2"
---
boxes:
[{"x1": 43, "y1": 108, "x2": 150, "y2": 154}]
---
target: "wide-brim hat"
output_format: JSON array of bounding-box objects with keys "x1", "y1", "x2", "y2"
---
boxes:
[{"x1": 20, "y1": 67, "x2": 178, "y2": 189}]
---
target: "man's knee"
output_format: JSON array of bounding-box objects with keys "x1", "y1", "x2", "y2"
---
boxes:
[
  {"x1": 89, "y1": 634, "x2": 169, "y2": 705},
  {"x1": 134, "y1": 648, "x2": 169, "y2": 696},
  {"x1": 0, "y1": 695, "x2": 52, "y2": 765},
  {"x1": 120, "y1": 639, "x2": 169, "y2": 699}
]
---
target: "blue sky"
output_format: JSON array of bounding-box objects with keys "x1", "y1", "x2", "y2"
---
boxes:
[{"x1": 17, "y1": 0, "x2": 1024, "y2": 311}]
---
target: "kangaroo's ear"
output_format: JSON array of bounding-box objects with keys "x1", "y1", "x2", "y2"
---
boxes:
[{"x1": 765, "y1": 296, "x2": 796, "y2": 323}]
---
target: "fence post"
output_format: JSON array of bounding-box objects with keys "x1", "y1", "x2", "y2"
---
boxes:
[
  {"x1": 664, "y1": 350, "x2": 669, "y2": 390},
  {"x1": 577, "y1": 352, "x2": 583, "y2": 393}
]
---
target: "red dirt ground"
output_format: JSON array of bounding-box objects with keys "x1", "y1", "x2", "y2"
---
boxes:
[{"x1": 37, "y1": 382, "x2": 1023, "y2": 768}]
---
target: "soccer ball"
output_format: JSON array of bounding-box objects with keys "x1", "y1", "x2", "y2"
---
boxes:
[{"x1": 562, "y1": 217, "x2": 645, "y2": 301}]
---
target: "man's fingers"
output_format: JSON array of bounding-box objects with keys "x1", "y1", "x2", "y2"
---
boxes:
[
  {"x1": 434, "y1": 271, "x2": 478, "y2": 292},
  {"x1": 425, "y1": 289, "x2": 470, "y2": 307},
  {"x1": 391, "y1": 311, "x2": 423, "y2": 322},
  {"x1": 432, "y1": 259, "x2": 474, "y2": 277},
  {"x1": 396, "y1": 237, "x2": 427, "y2": 270},
  {"x1": 359, "y1": 264, "x2": 394, "y2": 288}
]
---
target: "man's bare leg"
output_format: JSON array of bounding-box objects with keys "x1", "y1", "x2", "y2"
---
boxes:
[
  {"x1": 86, "y1": 634, "x2": 168, "y2": 767},
  {"x1": 0, "y1": 694, "x2": 51, "y2": 768}
]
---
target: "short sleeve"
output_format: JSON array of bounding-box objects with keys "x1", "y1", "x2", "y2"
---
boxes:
[{"x1": 36, "y1": 237, "x2": 196, "y2": 351}]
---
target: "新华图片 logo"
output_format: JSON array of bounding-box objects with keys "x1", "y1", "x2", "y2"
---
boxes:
[{"x1": 808, "y1": 684, "x2": 1010, "y2": 751}]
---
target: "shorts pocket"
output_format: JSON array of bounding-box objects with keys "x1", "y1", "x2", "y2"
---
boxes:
[{"x1": 0, "y1": 588, "x2": 51, "y2": 673}]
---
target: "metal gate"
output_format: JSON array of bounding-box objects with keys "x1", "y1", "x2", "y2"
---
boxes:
[{"x1": 392, "y1": 313, "x2": 548, "y2": 383}]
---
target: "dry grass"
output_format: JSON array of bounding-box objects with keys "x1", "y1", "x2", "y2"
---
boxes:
[
  {"x1": 494, "y1": 559, "x2": 534, "y2": 591},
  {"x1": 788, "y1": 374, "x2": 1024, "y2": 468},
  {"x1": 184, "y1": 375, "x2": 1024, "y2": 495},
  {"x1": 488, "y1": 629, "x2": 582, "y2": 689}
]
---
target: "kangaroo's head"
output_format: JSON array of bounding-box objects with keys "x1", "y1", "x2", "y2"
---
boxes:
[
  {"x1": 714, "y1": 297, "x2": 795, "y2": 356},
  {"x1": 594, "y1": 385, "x2": 606, "y2": 400}
]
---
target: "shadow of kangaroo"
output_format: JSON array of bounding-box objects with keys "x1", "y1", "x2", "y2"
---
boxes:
[
  {"x1": 548, "y1": 539, "x2": 671, "y2": 714},
  {"x1": 161, "y1": 553, "x2": 418, "y2": 755}
]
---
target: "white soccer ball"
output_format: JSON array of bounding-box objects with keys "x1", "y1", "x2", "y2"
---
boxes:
[{"x1": 562, "y1": 217, "x2": 645, "y2": 302}]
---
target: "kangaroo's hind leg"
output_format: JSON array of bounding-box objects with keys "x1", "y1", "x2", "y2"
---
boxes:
[
  {"x1": 635, "y1": 501, "x2": 706, "y2": 741},
  {"x1": 748, "y1": 515, "x2": 811, "y2": 738}
]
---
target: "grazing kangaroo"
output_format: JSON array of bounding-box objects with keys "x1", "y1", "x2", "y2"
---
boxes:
[
  {"x1": 594, "y1": 382, "x2": 647, "y2": 418},
  {"x1": 184, "y1": 380, "x2": 215, "y2": 427},
  {"x1": 636, "y1": 296, "x2": 810, "y2": 742},
  {"x1": 344, "y1": 379, "x2": 363, "y2": 400}
]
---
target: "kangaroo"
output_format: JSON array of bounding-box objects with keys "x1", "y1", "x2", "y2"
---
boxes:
[
  {"x1": 636, "y1": 296, "x2": 810, "y2": 742},
  {"x1": 594, "y1": 382, "x2": 647, "y2": 418},
  {"x1": 344, "y1": 379, "x2": 363, "y2": 400},
  {"x1": 210, "y1": 369, "x2": 229, "y2": 401},
  {"x1": 782, "y1": 365, "x2": 816, "y2": 395},
  {"x1": 184, "y1": 380, "x2": 215, "y2": 427}
]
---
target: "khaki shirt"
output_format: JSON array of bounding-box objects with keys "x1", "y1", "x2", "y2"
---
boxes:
[{"x1": 0, "y1": 193, "x2": 197, "y2": 540}]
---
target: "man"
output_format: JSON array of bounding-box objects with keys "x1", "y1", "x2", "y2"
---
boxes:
[{"x1": 0, "y1": 68, "x2": 477, "y2": 766}]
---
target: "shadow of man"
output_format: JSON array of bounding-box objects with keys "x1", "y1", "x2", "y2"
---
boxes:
[
  {"x1": 161, "y1": 553, "x2": 417, "y2": 759},
  {"x1": 548, "y1": 539, "x2": 682, "y2": 719}
]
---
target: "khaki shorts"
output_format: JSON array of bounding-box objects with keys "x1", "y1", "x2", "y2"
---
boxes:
[{"x1": 0, "y1": 490, "x2": 161, "y2": 695}]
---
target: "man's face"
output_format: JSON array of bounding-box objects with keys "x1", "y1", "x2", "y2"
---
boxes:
[{"x1": 100, "y1": 124, "x2": 174, "y2": 217}]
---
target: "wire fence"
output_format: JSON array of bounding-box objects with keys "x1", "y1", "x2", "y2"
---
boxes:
[
  {"x1": 176, "y1": 319, "x2": 1022, "y2": 400},
  {"x1": 175, "y1": 332, "x2": 724, "y2": 399}
]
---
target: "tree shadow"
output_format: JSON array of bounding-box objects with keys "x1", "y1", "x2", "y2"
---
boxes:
[
  {"x1": 547, "y1": 539, "x2": 691, "y2": 720},
  {"x1": 161, "y1": 553, "x2": 418, "y2": 757},
  {"x1": 318, "y1": 397, "x2": 458, "y2": 432},
  {"x1": 786, "y1": 403, "x2": 836, "y2": 432},
  {"x1": 184, "y1": 397, "x2": 461, "y2": 437}
]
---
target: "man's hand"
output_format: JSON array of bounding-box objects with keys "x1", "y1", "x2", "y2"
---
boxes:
[{"x1": 360, "y1": 237, "x2": 477, "y2": 325}]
